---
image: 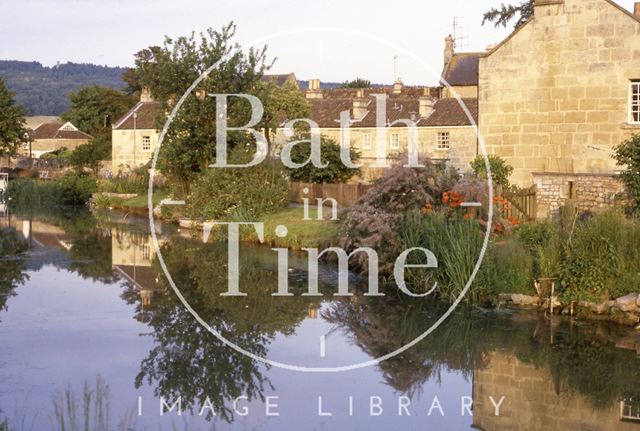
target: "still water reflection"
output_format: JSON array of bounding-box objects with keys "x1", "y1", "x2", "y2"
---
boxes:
[{"x1": 0, "y1": 207, "x2": 640, "y2": 430}]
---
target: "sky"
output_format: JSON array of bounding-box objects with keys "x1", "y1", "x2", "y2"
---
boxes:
[{"x1": 1, "y1": 0, "x2": 638, "y2": 86}]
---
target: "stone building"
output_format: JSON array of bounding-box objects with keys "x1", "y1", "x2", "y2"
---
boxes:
[
  {"x1": 477, "y1": 0, "x2": 640, "y2": 217},
  {"x1": 24, "y1": 119, "x2": 92, "y2": 158},
  {"x1": 278, "y1": 83, "x2": 478, "y2": 180},
  {"x1": 111, "y1": 89, "x2": 161, "y2": 171}
]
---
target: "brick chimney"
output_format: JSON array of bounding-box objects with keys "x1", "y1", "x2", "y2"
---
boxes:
[
  {"x1": 306, "y1": 79, "x2": 323, "y2": 99},
  {"x1": 352, "y1": 89, "x2": 368, "y2": 120},
  {"x1": 635, "y1": 2, "x2": 640, "y2": 18},
  {"x1": 444, "y1": 34, "x2": 454, "y2": 66}
]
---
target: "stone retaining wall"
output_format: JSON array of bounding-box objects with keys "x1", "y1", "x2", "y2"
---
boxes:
[{"x1": 532, "y1": 172, "x2": 624, "y2": 218}]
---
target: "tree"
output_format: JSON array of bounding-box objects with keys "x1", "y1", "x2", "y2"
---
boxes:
[
  {"x1": 61, "y1": 84, "x2": 137, "y2": 138},
  {"x1": 70, "y1": 134, "x2": 110, "y2": 174},
  {"x1": 285, "y1": 134, "x2": 361, "y2": 183},
  {"x1": 339, "y1": 78, "x2": 372, "y2": 89},
  {"x1": 613, "y1": 134, "x2": 640, "y2": 212},
  {"x1": 134, "y1": 23, "x2": 272, "y2": 195},
  {"x1": 255, "y1": 80, "x2": 310, "y2": 152},
  {"x1": 0, "y1": 78, "x2": 27, "y2": 158},
  {"x1": 470, "y1": 154, "x2": 514, "y2": 188},
  {"x1": 482, "y1": 1, "x2": 534, "y2": 29},
  {"x1": 121, "y1": 68, "x2": 142, "y2": 96}
]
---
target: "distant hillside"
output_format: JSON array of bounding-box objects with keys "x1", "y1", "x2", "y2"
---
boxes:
[{"x1": 0, "y1": 60, "x2": 128, "y2": 116}]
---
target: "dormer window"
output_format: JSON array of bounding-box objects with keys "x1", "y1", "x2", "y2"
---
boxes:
[{"x1": 630, "y1": 80, "x2": 640, "y2": 123}]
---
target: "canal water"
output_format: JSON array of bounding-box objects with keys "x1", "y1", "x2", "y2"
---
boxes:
[{"x1": 0, "y1": 207, "x2": 639, "y2": 430}]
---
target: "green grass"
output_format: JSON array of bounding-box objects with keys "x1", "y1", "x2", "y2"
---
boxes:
[
  {"x1": 237, "y1": 206, "x2": 338, "y2": 249},
  {"x1": 120, "y1": 191, "x2": 169, "y2": 208}
]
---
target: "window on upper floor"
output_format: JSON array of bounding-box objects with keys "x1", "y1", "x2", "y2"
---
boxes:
[
  {"x1": 436, "y1": 131, "x2": 450, "y2": 150},
  {"x1": 390, "y1": 133, "x2": 400, "y2": 150},
  {"x1": 142, "y1": 136, "x2": 151, "y2": 151},
  {"x1": 630, "y1": 80, "x2": 640, "y2": 123},
  {"x1": 362, "y1": 133, "x2": 371, "y2": 150}
]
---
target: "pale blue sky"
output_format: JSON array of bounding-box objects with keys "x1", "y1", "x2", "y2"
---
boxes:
[{"x1": 1, "y1": 0, "x2": 638, "y2": 85}]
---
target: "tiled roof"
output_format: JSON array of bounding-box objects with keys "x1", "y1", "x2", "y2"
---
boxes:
[
  {"x1": 423, "y1": 98, "x2": 478, "y2": 127},
  {"x1": 32, "y1": 121, "x2": 92, "y2": 140},
  {"x1": 112, "y1": 101, "x2": 162, "y2": 130},
  {"x1": 441, "y1": 53, "x2": 482, "y2": 87},
  {"x1": 308, "y1": 94, "x2": 477, "y2": 128}
]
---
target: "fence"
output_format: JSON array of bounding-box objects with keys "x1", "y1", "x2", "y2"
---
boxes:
[
  {"x1": 503, "y1": 185, "x2": 537, "y2": 221},
  {"x1": 289, "y1": 182, "x2": 373, "y2": 207}
]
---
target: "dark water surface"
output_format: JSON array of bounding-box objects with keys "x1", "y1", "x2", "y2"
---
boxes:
[{"x1": 1, "y1": 207, "x2": 640, "y2": 431}]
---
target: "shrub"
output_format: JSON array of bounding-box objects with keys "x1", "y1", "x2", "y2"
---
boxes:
[
  {"x1": 285, "y1": 134, "x2": 361, "y2": 183},
  {"x1": 187, "y1": 157, "x2": 289, "y2": 220},
  {"x1": 5, "y1": 173, "x2": 96, "y2": 206},
  {"x1": 613, "y1": 134, "x2": 640, "y2": 213},
  {"x1": 478, "y1": 240, "x2": 535, "y2": 303},
  {"x1": 337, "y1": 159, "x2": 458, "y2": 274},
  {"x1": 560, "y1": 211, "x2": 640, "y2": 302},
  {"x1": 515, "y1": 221, "x2": 561, "y2": 279},
  {"x1": 97, "y1": 167, "x2": 149, "y2": 194},
  {"x1": 470, "y1": 154, "x2": 514, "y2": 188}
]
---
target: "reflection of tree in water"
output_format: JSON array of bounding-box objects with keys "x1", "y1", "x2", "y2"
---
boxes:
[
  {"x1": 0, "y1": 228, "x2": 28, "y2": 316},
  {"x1": 130, "y1": 237, "x2": 323, "y2": 423},
  {"x1": 68, "y1": 229, "x2": 119, "y2": 283},
  {"x1": 324, "y1": 287, "x2": 640, "y2": 410},
  {"x1": 323, "y1": 288, "x2": 485, "y2": 396}
]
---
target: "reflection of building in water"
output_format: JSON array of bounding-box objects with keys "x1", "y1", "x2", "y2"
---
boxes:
[
  {"x1": 472, "y1": 351, "x2": 639, "y2": 431},
  {"x1": 111, "y1": 229, "x2": 164, "y2": 311}
]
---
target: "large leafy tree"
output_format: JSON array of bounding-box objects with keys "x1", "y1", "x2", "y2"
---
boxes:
[
  {"x1": 482, "y1": 0, "x2": 534, "y2": 29},
  {"x1": 0, "y1": 78, "x2": 27, "y2": 158},
  {"x1": 133, "y1": 23, "x2": 272, "y2": 195},
  {"x1": 255, "y1": 79, "x2": 310, "y2": 152},
  {"x1": 61, "y1": 84, "x2": 137, "y2": 139}
]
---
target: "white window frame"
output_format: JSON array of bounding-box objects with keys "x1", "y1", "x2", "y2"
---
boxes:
[
  {"x1": 362, "y1": 133, "x2": 371, "y2": 150},
  {"x1": 390, "y1": 133, "x2": 400, "y2": 150},
  {"x1": 141, "y1": 135, "x2": 151, "y2": 151},
  {"x1": 630, "y1": 80, "x2": 640, "y2": 124},
  {"x1": 436, "y1": 131, "x2": 450, "y2": 150}
]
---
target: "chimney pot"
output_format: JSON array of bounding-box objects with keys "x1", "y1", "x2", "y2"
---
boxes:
[{"x1": 635, "y1": 2, "x2": 640, "y2": 17}]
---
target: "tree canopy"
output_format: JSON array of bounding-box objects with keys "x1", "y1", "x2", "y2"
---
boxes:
[
  {"x1": 339, "y1": 78, "x2": 372, "y2": 89},
  {"x1": 285, "y1": 134, "x2": 361, "y2": 183},
  {"x1": 0, "y1": 78, "x2": 27, "y2": 158},
  {"x1": 61, "y1": 84, "x2": 137, "y2": 138}
]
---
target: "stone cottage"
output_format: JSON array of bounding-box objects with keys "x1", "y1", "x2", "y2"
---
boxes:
[
  {"x1": 281, "y1": 82, "x2": 479, "y2": 180},
  {"x1": 24, "y1": 119, "x2": 92, "y2": 158},
  {"x1": 111, "y1": 88, "x2": 161, "y2": 171},
  {"x1": 478, "y1": 0, "x2": 640, "y2": 217}
]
